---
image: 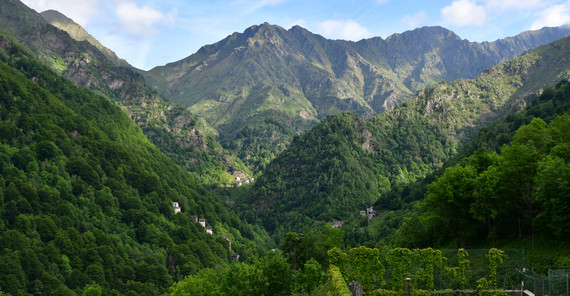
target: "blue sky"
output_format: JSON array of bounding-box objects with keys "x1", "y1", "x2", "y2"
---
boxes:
[{"x1": 21, "y1": 0, "x2": 570, "y2": 70}]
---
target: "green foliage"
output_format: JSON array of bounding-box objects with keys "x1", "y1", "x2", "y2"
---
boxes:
[
  {"x1": 386, "y1": 79, "x2": 570, "y2": 254},
  {"x1": 365, "y1": 289, "x2": 431, "y2": 296},
  {"x1": 239, "y1": 110, "x2": 451, "y2": 238},
  {"x1": 366, "y1": 290, "x2": 507, "y2": 296},
  {"x1": 413, "y1": 248, "x2": 444, "y2": 290},
  {"x1": 419, "y1": 89, "x2": 570, "y2": 247},
  {"x1": 327, "y1": 265, "x2": 352, "y2": 296},
  {"x1": 0, "y1": 0, "x2": 250, "y2": 187},
  {"x1": 169, "y1": 250, "x2": 296, "y2": 296},
  {"x1": 280, "y1": 226, "x2": 345, "y2": 272},
  {"x1": 262, "y1": 250, "x2": 294, "y2": 296},
  {"x1": 347, "y1": 246, "x2": 385, "y2": 290},
  {"x1": 295, "y1": 258, "x2": 327, "y2": 294},
  {"x1": 485, "y1": 248, "x2": 506, "y2": 289},
  {"x1": 446, "y1": 249, "x2": 470, "y2": 290},
  {"x1": 169, "y1": 268, "x2": 221, "y2": 296},
  {"x1": 235, "y1": 34, "x2": 570, "y2": 243},
  {"x1": 386, "y1": 248, "x2": 413, "y2": 290},
  {"x1": 0, "y1": 34, "x2": 269, "y2": 295}
]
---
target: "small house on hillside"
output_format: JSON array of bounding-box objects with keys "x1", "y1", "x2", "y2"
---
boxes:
[
  {"x1": 199, "y1": 218, "x2": 206, "y2": 228},
  {"x1": 205, "y1": 226, "x2": 213, "y2": 235},
  {"x1": 172, "y1": 202, "x2": 181, "y2": 214},
  {"x1": 332, "y1": 219, "x2": 344, "y2": 228},
  {"x1": 366, "y1": 207, "x2": 377, "y2": 220},
  {"x1": 191, "y1": 215, "x2": 198, "y2": 223},
  {"x1": 235, "y1": 176, "x2": 255, "y2": 187}
]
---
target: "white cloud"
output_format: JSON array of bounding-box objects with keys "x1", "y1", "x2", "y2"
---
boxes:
[
  {"x1": 441, "y1": 0, "x2": 487, "y2": 26},
  {"x1": 115, "y1": 2, "x2": 177, "y2": 38},
  {"x1": 530, "y1": 2, "x2": 570, "y2": 30},
  {"x1": 21, "y1": 0, "x2": 100, "y2": 26},
  {"x1": 402, "y1": 10, "x2": 428, "y2": 28},
  {"x1": 317, "y1": 19, "x2": 372, "y2": 41}
]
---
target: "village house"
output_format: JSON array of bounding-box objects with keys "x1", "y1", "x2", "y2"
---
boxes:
[
  {"x1": 366, "y1": 207, "x2": 377, "y2": 220},
  {"x1": 235, "y1": 176, "x2": 255, "y2": 187},
  {"x1": 360, "y1": 207, "x2": 377, "y2": 219},
  {"x1": 172, "y1": 202, "x2": 181, "y2": 214},
  {"x1": 332, "y1": 219, "x2": 344, "y2": 228},
  {"x1": 191, "y1": 215, "x2": 198, "y2": 223},
  {"x1": 231, "y1": 253, "x2": 240, "y2": 261},
  {"x1": 205, "y1": 226, "x2": 213, "y2": 235},
  {"x1": 199, "y1": 218, "x2": 206, "y2": 228}
]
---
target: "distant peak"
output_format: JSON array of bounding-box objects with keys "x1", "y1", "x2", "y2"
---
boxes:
[{"x1": 40, "y1": 9, "x2": 76, "y2": 26}]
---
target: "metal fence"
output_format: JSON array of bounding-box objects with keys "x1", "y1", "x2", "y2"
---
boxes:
[
  {"x1": 547, "y1": 269, "x2": 570, "y2": 296},
  {"x1": 378, "y1": 249, "x2": 527, "y2": 291},
  {"x1": 513, "y1": 268, "x2": 570, "y2": 296}
]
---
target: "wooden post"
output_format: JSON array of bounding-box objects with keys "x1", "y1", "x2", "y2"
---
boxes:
[
  {"x1": 349, "y1": 281, "x2": 363, "y2": 296},
  {"x1": 406, "y1": 278, "x2": 411, "y2": 296}
]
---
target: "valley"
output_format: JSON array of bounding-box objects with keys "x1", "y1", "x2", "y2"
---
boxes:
[{"x1": 0, "y1": 1, "x2": 569, "y2": 295}]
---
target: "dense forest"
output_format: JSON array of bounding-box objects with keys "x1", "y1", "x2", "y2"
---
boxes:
[
  {"x1": 1, "y1": 1, "x2": 570, "y2": 294},
  {"x1": 0, "y1": 35, "x2": 273, "y2": 295},
  {"x1": 392, "y1": 80, "x2": 570, "y2": 250},
  {"x1": 224, "y1": 33, "x2": 570, "y2": 243},
  {"x1": 207, "y1": 76, "x2": 570, "y2": 296},
  {"x1": 340, "y1": 80, "x2": 570, "y2": 272}
]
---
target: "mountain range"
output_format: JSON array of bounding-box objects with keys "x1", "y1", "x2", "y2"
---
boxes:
[
  {"x1": 3, "y1": 0, "x2": 570, "y2": 238},
  {"x1": 5, "y1": 0, "x2": 570, "y2": 171},
  {"x1": 144, "y1": 22, "x2": 570, "y2": 168},
  {"x1": 2, "y1": 1, "x2": 570, "y2": 294},
  {"x1": 235, "y1": 33, "x2": 570, "y2": 235}
]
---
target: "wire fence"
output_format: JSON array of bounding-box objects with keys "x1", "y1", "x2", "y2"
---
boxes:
[
  {"x1": 548, "y1": 269, "x2": 570, "y2": 296},
  {"x1": 378, "y1": 249, "x2": 527, "y2": 291},
  {"x1": 520, "y1": 269, "x2": 570, "y2": 296}
]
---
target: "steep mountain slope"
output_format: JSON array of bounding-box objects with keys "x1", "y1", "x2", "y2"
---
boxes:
[
  {"x1": 0, "y1": 0, "x2": 250, "y2": 185},
  {"x1": 146, "y1": 23, "x2": 570, "y2": 168},
  {"x1": 238, "y1": 34, "x2": 570, "y2": 236},
  {"x1": 378, "y1": 81, "x2": 570, "y2": 271},
  {"x1": 40, "y1": 9, "x2": 128, "y2": 67},
  {"x1": 0, "y1": 34, "x2": 271, "y2": 296}
]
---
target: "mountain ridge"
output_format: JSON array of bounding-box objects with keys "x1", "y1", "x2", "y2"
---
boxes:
[
  {"x1": 145, "y1": 23, "x2": 570, "y2": 168},
  {"x1": 40, "y1": 9, "x2": 128, "y2": 67},
  {"x1": 0, "y1": 0, "x2": 252, "y2": 185},
  {"x1": 238, "y1": 33, "x2": 570, "y2": 236}
]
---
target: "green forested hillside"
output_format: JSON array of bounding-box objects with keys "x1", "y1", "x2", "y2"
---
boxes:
[
  {"x1": 389, "y1": 80, "x2": 570, "y2": 255},
  {"x1": 0, "y1": 0, "x2": 250, "y2": 186},
  {"x1": 0, "y1": 35, "x2": 271, "y2": 295},
  {"x1": 229, "y1": 35, "x2": 570, "y2": 239}
]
